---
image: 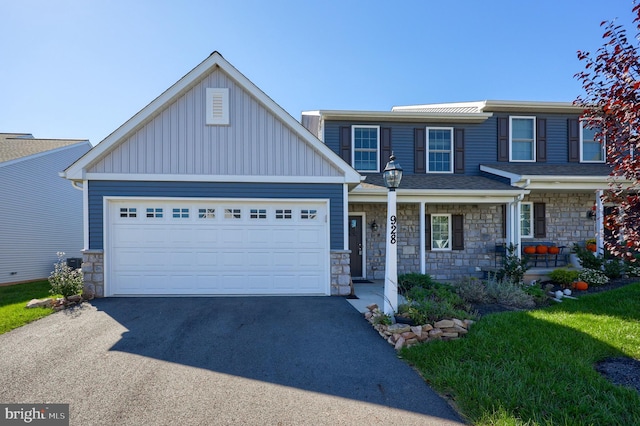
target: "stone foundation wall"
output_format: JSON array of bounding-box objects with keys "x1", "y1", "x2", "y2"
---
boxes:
[
  {"x1": 81, "y1": 250, "x2": 104, "y2": 298},
  {"x1": 350, "y1": 192, "x2": 598, "y2": 282},
  {"x1": 330, "y1": 250, "x2": 351, "y2": 296}
]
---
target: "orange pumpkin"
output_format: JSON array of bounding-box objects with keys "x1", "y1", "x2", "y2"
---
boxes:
[
  {"x1": 523, "y1": 246, "x2": 536, "y2": 254},
  {"x1": 536, "y1": 245, "x2": 548, "y2": 254},
  {"x1": 587, "y1": 243, "x2": 597, "y2": 252},
  {"x1": 548, "y1": 246, "x2": 560, "y2": 255},
  {"x1": 574, "y1": 281, "x2": 589, "y2": 291}
]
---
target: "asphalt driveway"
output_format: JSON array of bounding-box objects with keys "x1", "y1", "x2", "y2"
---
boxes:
[{"x1": 0, "y1": 297, "x2": 465, "y2": 425}]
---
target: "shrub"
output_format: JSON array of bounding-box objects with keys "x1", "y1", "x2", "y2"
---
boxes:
[
  {"x1": 454, "y1": 277, "x2": 488, "y2": 304},
  {"x1": 578, "y1": 268, "x2": 610, "y2": 287},
  {"x1": 400, "y1": 280, "x2": 474, "y2": 324},
  {"x1": 572, "y1": 243, "x2": 603, "y2": 270},
  {"x1": 603, "y1": 258, "x2": 624, "y2": 279},
  {"x1": 485, "y1": 277, "x2": 536, "y2": 309},
  {"x1": 398, "y1": 273, "x2": 435, "y2": 295},
  {"x1": 48, "y1": 252, "x2": 84, "y2": 299},
  {"x1": 548, "y1": 268, "x2": 580, "y2": 287},
  {"x1": 496, "y1": 244, "x2": 529, "y2": 284}
]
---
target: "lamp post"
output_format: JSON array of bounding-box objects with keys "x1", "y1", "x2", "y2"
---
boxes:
[{"x1": 382, "y1": 153, "x2": 403, "y2": 315}]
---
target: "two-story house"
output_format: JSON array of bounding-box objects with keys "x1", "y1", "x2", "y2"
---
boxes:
[{"x1": 302, "y1": 101, "x2": 611, "y2": 281}]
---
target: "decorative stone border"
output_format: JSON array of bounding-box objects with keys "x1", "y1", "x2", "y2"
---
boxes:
[{"x1": 364, "y1": 304, "x2": 474, "y2": 350}]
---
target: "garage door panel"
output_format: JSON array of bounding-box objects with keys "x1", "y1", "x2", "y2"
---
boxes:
[{"x1": 109, "y1": 200, "x2": 329, "y2": 296}]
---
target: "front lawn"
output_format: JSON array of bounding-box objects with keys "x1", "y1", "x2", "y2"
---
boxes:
[
  {"x1": 0, "y1": 280, "x2": 58, "y2": 334},
  {"x1": 401, "y1": 283, "x2": 640, "y2": 425}
]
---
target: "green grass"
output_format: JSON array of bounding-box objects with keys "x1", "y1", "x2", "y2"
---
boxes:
[
  {"x1": 0, "y1": 280, "x2": 58, "y2": 334},
  {"x1": 401, "y1": 283, "x2": 640, "y2": 426}
]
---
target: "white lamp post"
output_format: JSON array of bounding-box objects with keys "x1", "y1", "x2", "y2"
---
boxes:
[{"x1": 382, "y1": 153, "x2": 403, "y2": 315}]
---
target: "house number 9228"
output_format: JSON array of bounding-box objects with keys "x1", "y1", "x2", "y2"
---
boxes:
[{"x1": 389, "y1": 215, "x2": 397, "y2": 244}]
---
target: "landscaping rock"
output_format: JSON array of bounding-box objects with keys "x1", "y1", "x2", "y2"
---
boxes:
[
  {"x1": 434, "y1": 319, "x2": 455, "y2": 329},
  {"x1": 26, "y1": 298, "x2": 53, "y2": 308},
  {"x1": 387, "y1": 323, "x2": 411, "y2": 334},
  {"x1": 394, "y1": 336, "x2": 405, "y2": 350},
  {"x1": 67, "y1": 295, "x2": 82, "y2": 303},
  {"x1": 366, "y1": 303, "x2": 379, "y2": 311},
  {"x1": 410, "y1": 326, "x2": 423, "y2": 336}
]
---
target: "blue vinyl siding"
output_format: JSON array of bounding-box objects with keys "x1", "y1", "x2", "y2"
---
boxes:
[
  {"x1": 88, "y1": 181, "x2": 344, "y2": 250},
  {"x1": 323, "y1": 113, "x2": 581, "y2": 176}
]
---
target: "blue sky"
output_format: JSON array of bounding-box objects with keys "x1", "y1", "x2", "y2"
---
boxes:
[{"x1": 0, "y1": 0, "x2": 636, "y2": 145}]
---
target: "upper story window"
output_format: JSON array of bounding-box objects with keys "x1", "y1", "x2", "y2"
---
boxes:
[
  {"x1": 352, "y1": 126, "x2": 379, "y2": 172},
  {"x1": 427, "y1": 127, "x2": 453, "y2": 173},
  {"x1": 580, "y1": 121, "x2": 605, "y2": 163},
  {"x1": 510, "y1": 117, "x2": 536, "y2": 162}
]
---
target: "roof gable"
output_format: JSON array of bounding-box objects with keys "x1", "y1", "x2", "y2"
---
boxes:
[
  {"x1": 0, "y1": 133, "x2": 88, "y2": 165},
  {"x1": 64, "y1": 52, "x2": 360, "y2": 184}
]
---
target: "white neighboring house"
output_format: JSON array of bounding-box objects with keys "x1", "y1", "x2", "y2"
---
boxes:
[{"x1": 0, "y1": 133, "x2": 92, "y2": 285}]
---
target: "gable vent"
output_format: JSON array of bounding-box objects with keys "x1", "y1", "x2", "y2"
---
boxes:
[{"x1": 206, "y1": 88, "x2": 229, "y2": 125}]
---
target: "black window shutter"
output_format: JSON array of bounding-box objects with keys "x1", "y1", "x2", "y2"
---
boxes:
[
  {"x1": 454, "y1": 128, "x2": 465, "y2": 174},
  {"x1": 501, "y1": 204, "x2": 507, "y2": 238},
  {"x1": 425, "y1": 214, "x2": 431, "y2": 250},
  {"x1": 567, "y1": 119, "x2": 580, "y2": 162},
  {"x1": 414, "y1": 128, "x2": 426, "y2": 173},
  {"x1": 497, "y1": 117, "x2": 509, "y2": 161},
  {"x1": 340, "y1": 126, "x2": 351, "y2": 164},
  {"x1": 533, "y1": 202, "x2": 546, "y2": 238},
  {"x1": 452, "y1": 214, "x2": 464, "y2": 250},
  {"x1": 536, "y1": 118, "x2": 547, "y2": 162},
  {"x1": 380, "y1": 127, "x2": 392, "y2": 171}
]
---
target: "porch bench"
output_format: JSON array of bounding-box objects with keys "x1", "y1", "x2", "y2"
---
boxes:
[{"x1": 521, "y1": 242, "x2": 568, "y2": 267}]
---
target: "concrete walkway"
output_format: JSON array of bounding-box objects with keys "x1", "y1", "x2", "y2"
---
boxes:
[{"x1": 0, "y1": 297, "x2": 465, "y2": 425}]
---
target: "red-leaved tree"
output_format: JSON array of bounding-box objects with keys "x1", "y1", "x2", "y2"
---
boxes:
[{"x1": 576, "y1": 2, "x2": 640, "y2": 260}]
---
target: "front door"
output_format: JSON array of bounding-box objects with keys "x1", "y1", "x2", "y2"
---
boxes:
[{"x1": 348, "y1": 216, "x2": 363, "y2": 278}]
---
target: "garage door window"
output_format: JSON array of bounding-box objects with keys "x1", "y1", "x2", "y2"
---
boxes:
[
  {"x1": 225, "y1": 208, "x2": 241, "y2": 219},
  {"x1": 276, "y1": 209, "x2": 292, "y2": 219},
  {"x1": 198, "y1": 208, "x2": 216, "y2": 219},
  {"x1": 301, "y1": 209, "x2": 317, "y2": 219},
  {"x1": 146, "y1": 208, "x2": 163, "y2": 218},
  {"x1": 172, "y1": 208, "x2": 189, "y2": 218},
  {"x1": 120, "y1": 207, "x2": 137, "y2": 218},
  {"x1": 250, "y1": 208, "x2": 267, "y2": 219}
]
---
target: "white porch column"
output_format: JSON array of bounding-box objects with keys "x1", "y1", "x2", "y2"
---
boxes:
[
  {"x1": 513, "y1": 197, "x2": 523, "y2": 258},
  {"x1": 420, "y1": 202, "x2": 425, "y2": 275},
  {"x1": 595, "y1": 190, "x2": 604, "y2": 254}
]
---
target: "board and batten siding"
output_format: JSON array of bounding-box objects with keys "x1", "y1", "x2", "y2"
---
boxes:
[
  {"x1": 88, "y1": 181, "x2": 344, "y2": 250},
  {"x1": 88, "y1": 69, "x2": 341, "y2": 178},
  {"x1": 0, "y1": 143, "x2": 90, "y2": 284}
]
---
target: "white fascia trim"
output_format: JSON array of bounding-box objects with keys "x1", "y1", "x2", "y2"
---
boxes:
[
  {"x1": 349, "y1": 192, "x2": 528, "y2": 204},
  {"x1": 479, "y1": 165, "x2": 522, "y2": 184},
  {"x1": 343, "y1": 184, "x2": 349, "y2": 251},
  {"x1": 303, "y1": 110, "x2": 493, "y2": 124},
  {"x1": 66, "y1": 53, "x2": 360, "y2": 184},
  {"x1": 84, "y1": 173, "x2": 350, "y2": 184}
]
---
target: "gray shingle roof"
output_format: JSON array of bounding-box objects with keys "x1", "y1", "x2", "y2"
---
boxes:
[
  {"x1": 0, "y1": 133, "x2": 87, "y2": 163},
  {"x1": 481, "y1": 163, "x2": 613, "y2": 177},
  {"x1": 359, "y1": 173, "x2": 518, "y2": 191}
]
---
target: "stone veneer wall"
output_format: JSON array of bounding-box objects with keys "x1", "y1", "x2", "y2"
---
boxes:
[
  {"x1": 81, "y1": 249, "x2": 104, "y2": 298},
  {"x1": 330, "y1": 250, "x2": 351, "y2": 296},
  {"x1": 350, "y1": 192, "x2": 598, "y2": 282}
]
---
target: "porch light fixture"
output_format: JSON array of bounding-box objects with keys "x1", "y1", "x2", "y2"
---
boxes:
[
  {"x1": 382, "y1": 153, "x2": 403, "y2": 190},
  {"x1": 382, "y1": 153, "x2": 402, "y2": 315},
  {"x1": 369, "y1": 220, "x2": 379, "y2": 231}
]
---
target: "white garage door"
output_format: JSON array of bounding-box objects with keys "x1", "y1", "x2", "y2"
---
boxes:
[{"x1": 107, "y1": 199, "x2": 329, "y2": 296}]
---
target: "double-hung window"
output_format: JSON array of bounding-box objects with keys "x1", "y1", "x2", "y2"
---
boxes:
[
  {"x1": 520, "y1": 202, "x2": 533, "y2": 238},
  {"x1": 427, "y1": 127, "x2": 453, "y2": 173},
  {"x1": 510, "y1": 117, "x2": 535, "y2": 161},
  {"x1": 580, "y1": 121, "x2": 605, "y2": 162},
  {"x1": 352, "y1": 126, "x2": 379, "y2": 172},
  {"x1": 431, "y1": 214, "x2": 451, "y2": 251}
]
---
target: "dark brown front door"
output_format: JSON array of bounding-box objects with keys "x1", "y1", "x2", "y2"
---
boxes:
[{"x1": 348, "y1": 216, "x2": 363, "y2": 278}]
